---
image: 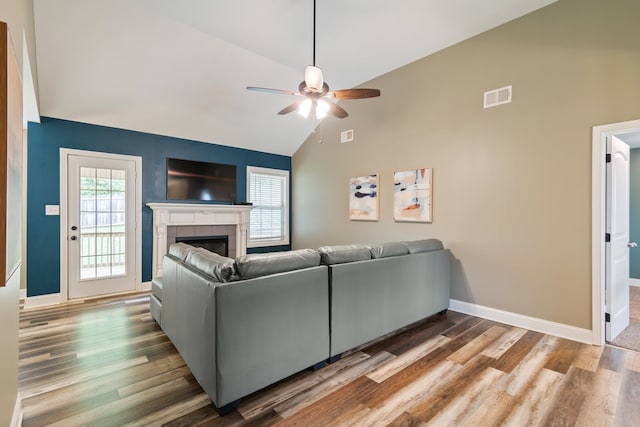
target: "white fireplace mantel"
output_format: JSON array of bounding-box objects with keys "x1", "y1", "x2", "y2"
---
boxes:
[{"x1": 147, "y1": 203, "x2": 253, "y2": 277}]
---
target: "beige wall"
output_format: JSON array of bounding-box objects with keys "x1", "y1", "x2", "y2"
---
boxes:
[{"x1": 292, "y1": 0, "x2": 640, "y2": 330}]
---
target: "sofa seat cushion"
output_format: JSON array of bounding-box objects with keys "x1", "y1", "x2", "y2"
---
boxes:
[
  {"x1": 369, "y1": 242, "x2": 409, "y2": 259},
  {"x1": 317, "y1": 244, "x2": 372, "y2": 265},
  {"x1": 235, "y1": 249, "x2": 321, "y2": 279},
  {"x1": 403, "y1": 239, "x2": 444, "y2": 254},
  {"x1": 169, "y1": 242, "x2": 196, "y2": 261},
  {"x1": 185, "y1": 248, "x2": 238, "y2": 282}
]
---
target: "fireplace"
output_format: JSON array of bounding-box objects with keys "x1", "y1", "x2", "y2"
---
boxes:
[
  {"x1": 175, "y1": 235, "x2": 229, "y2": 257},
  {"x1": 147, "y1": 203, "x2": 253, "y2": 277}
]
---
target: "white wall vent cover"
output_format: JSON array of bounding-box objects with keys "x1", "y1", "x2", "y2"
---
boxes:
[
  {"x1": 341, "y1": 129, "x2": 354, "y2": 143},
  {"x1": 484, "y1": 85, "x2": 512, "y2": 109}
]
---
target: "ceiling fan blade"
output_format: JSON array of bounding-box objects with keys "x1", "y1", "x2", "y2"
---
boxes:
[
  {"x1": 247, "y1": 86, "x2": 300, "y2": 96},
  {"x1": 327, "y1": 102, "x2": 348, "y2": 119},
  {"x1": 278, "y1": 103, "x2": 300, "y2": 115},
  {"x1": 330, "y1": 88, "x2": 381, "y2": 100}
]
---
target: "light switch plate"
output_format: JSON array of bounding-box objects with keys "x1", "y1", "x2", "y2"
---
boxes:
[{"x1": 45, "y1": 205, "x2": 60, "y2": 216}]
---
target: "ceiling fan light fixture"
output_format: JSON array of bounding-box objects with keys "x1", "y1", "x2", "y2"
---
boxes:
[
  {"x1": 298, "y1": 98, "x2": 313, "y2": 118},
  {"x1": 315, "y1": 98, "x2": 330, "y2": 119},
  {"x1": 305, "y1": 65, "x2": 324, "y2": 91}
]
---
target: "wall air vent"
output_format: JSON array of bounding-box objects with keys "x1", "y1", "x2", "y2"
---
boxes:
[
  {"x1": 484, "y1": 85, "x2": 512, "y2": 109},
  {"x1": 341, "y1": 129, "x2": 354, "y2": 143}
]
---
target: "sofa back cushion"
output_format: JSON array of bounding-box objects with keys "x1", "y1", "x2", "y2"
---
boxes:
[
  {"x1": 185, "y1": 248, "x2": 238, "y2": 282},
  {"x1": 235, "y1": 249, "x2": 321, "y2": 279},
  {"x1": 317, "y1": 244, "x2": 372, "y2": 265},
  {"x1": 403, "y1": 239, "x2": 444, "y2": 254},
  {"x1": 169, "y1": 242, "x2": 196, "y2": 261},
  {"x1": 369, "y1": 242, "x2": 409, "y2": 259}
]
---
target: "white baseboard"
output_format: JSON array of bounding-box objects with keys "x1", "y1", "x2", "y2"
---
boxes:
[
  {"x1": 19, "y1": 288, "x2": 26, "y2": 300},
  {"x1": 629, "y1": 278, "x2": 640, "y2": 287},
  {"x1": 24, "y1": 292, "x2": 63, "y2": 309},
  {"x1": 140, "y1": 281, "x2": 152, "y2": 292},
  {"x1": 10, "y1": 393, "x2": 22, "y2": 427},
  {"x1": 449, "y1": 299, "x2": 594, "y2": 345}
]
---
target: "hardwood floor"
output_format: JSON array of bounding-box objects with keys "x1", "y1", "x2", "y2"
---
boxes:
[{"x1": 19, "y1": 293, "x2": 640, "y2": 426}]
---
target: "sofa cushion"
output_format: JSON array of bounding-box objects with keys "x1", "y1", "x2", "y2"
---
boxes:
[
  {"x1": 168, "y1": 242, "x2": 196, "y2": 261},
  {"x1": 317, "y1": 244, "x2": 372, "y2": 265},
  {"x1": 235, "y1": 249, "x2": 321, "y2": 279},
  {"x1": 369, "y1": 242, "x2": 410, "y2": 259},
  {"x1": 185, "y1": 248, "x2": 238, "y2": 282},
  {"x1": 403, "y1": 239, "x2": 444, "y2": 254}
]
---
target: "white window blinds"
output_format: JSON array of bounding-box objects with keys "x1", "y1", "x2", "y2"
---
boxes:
[{"x1": 247, "y1": 167, "x2": 289, "y2": 246}]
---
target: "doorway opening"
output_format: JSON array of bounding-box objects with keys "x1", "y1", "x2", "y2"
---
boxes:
[{"x1": 592, "y1": 119, "x2": 640, "y2": 347}]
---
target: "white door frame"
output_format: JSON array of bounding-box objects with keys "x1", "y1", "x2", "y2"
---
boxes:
[
  {"x1": 592, "y1": 119, "x2": 640, "y2": 345},
  {"x1": 60, "y1": 148, "x2": 143, "y2": 302}
]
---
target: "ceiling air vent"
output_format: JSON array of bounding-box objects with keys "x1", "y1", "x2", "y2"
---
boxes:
[{"x1": 484, "y1": 85, "x2": 512, "y2": 109}]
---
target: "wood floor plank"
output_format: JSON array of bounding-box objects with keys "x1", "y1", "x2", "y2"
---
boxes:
[
  {"x1": 599, "y1": 345, "x2": 628, "y2": 372},
  {"x1": 239, "y1": 351, "x2": 371, "y2": 419},
  {"x1": 407, "y1": 355, "x2": 495, "y2": 422},
  {"x1": 121, "y1": 392, "x2": 212, "y2": 427},
  {"x1": 360, "y1": 346, "x2": 454, "y2": 409},
  {"x1": 273, "y1": 351, "x2": 395, "y2": 419},
  {"x1": 420, "y1": 366, "x2": 504, "y2": 426},
  {"x1": 460, "y1": 390, "x2": 513, "y2": 427},
  {"x1": 491, "y1": 329, "x2": 545, "y2": 374},
  {"x1": 624, "y1": 349, "x2": 640, "y2": 372},
  {"x1": 273, "y1": 376, "x2": 379, "y2": 427},
  {"x1": 498, "y1": 334, "x2": 558, "y2": 398},
  {"x1": 574, "y1": 344, "x2": 605, "y2": 372},
  {"x1": 20, "y1": 355, "x2": 150, "y2": 399},
  {"x1": 447, "y1": 325, "x2": 507, "y2": 365},
  {"x1": 574, "y1": 367, "x2": 621, "y2": 427},
  {"x1": 537, "y1": 366, "x2": 594, "y2": 426},
  {"x1": 480, "y1": 326, "x2": 527, "y2": 359},
  {"x1": 499, "y1": 367, "x2": 564, "y2": 426},
  {"x1": 543, "y1": 337, "x2": 583, "y2": 374},
  {"x1": 351, "y1": 359, "x2": 464, "y2": 426},
  {"x1": 366, "y1": 334, "x2": 451, "y2": 383},
  {"x1": 613, "y1": 368, "x2": 640, "y2": 427}
]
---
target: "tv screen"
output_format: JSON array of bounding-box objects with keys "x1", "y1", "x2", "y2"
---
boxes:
[{"x1": 167, "y1": 158, "x2": 237, "y2": 202}]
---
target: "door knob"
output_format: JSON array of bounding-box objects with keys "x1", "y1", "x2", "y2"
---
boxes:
[
  {"x1": 70, "y1": 236, "x2": 77, "y2": 241},
  {"x1": 628, "y1": 242, "x2": 637, "y2": 248}
]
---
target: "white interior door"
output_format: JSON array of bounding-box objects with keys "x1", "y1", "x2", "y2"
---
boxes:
[
  {"x1": 67, "y1": 154, "x2": 137, "y2": 299},
  {"x1": 605, "y1": 135, "x2": 631, "y2": 341}
]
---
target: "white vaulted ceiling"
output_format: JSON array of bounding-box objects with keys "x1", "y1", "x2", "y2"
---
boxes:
[{"x1": 32, "y1": 0, "x2": 557, "y2": 156}]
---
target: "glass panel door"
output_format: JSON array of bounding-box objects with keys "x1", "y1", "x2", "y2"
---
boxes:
[{"x1": 68, "y1": 154, "x2": 136, "y2": 299}]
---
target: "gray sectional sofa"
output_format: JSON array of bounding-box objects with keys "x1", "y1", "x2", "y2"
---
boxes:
[{"x1": 150, "y1": 239, "x2": 450, "y2": 414}]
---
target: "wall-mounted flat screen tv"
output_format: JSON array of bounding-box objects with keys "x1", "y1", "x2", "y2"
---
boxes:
[{"x1": 167, "y1": 158, "x2": 237, "y2": 202}]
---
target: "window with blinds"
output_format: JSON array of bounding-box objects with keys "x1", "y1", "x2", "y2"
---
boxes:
[{"x1": 247, "y1": 166, "x2": 290, "y2": 247}]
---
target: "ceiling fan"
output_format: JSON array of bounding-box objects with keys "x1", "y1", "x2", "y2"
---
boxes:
[{"x1": 246, "y1": 0, "x2": 381, "y2": 120}]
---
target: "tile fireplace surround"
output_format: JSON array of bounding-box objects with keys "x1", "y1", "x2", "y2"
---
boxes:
[{"x1": 147, "y1": 203, "x2": 253, "y2": 277}]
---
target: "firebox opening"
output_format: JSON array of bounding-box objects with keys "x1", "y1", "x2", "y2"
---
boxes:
[{"x1": 175, "y1": 235, "x2": 229, "y2": 257}]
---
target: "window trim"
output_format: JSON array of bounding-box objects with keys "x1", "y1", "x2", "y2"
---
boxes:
[{"x1": 246, "y1": 166, "x2": 290, "y2": 248}]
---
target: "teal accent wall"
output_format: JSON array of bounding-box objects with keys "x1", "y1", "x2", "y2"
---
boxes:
[
  {"x1": 631, "y1": 148, "x2": 640, "y2": 279},
  {"x1": 27, "y1": 117, "x2": 291, "y2": 297}
]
